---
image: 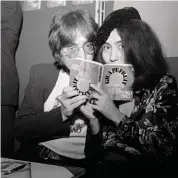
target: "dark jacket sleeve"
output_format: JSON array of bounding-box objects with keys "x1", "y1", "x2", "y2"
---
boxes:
[
  {"x1": 1, "y1": 1, "x2": 23, "y2": 107},
  {"x1": 15, "y1": 65, "x2": 70, "y2": 143},
  {"x1": 1, "y1": 1, "x2": 22, "y2": 32},
  {"x1": 84, "y1": 125, "x2": 105, "y2": 167}
]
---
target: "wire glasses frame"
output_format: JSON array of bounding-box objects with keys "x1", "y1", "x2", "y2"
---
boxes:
[{"x1": 62, "y1": 42, "x2": 95, "y2": 58}]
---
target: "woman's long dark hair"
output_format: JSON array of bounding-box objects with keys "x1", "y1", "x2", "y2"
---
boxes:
[
  {"x1": 95, "y1": 7, "x2": 169, "y2": 91},
  {"x1": 95, "y1": 7, "x2": 141, "y2": 50},
  {"x1": 118, "y1": 19, "x2": 169, "y2": 91}
]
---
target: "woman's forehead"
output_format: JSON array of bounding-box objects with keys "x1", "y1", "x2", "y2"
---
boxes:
[{"x1": 106, "y1": 29, "x2": 121, "y2": 44}]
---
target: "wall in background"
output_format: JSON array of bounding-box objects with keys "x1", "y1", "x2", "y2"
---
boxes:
[
  {"x1": 113, "y1": 1, "x2": 178, "y2": 57},
  {"x1": 16, "y1": 1, "x2": 114, "y2": 104}
]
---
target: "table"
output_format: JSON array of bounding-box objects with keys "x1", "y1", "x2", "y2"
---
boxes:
[{"x1": 1, "y1": 158, "x2": 74, "y2": 178}]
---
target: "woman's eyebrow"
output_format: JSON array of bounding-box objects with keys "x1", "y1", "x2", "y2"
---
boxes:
[{"x1": 115, "y1": 40, "x2": 122, "y2": 44}]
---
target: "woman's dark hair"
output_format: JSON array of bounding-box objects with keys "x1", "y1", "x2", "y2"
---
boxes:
[
  {"x1": 117, "y1": 19, "x2": 169, "y2": 90},
  {"x1": 48, "y1": 9, "x2": 98, "y2": 71},
  {"x1": 95, "y1": 7, "x2": 141, "y2": 49},
  {"x1": 95, "y1": 7, "x2": 169, "y2": 91}
]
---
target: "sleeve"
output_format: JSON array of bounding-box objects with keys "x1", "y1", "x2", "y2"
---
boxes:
[
  {"x1": 84, "y1": 126, "x2": 105, "y2": 171},
  {"x1": 1, "y1": 1, "x2": 23, "y2": 107},
  {"x1": 1, "y1": 1, "x2": 17, "y2": 23},
  {"x1": 106, "y1": 75, "x2": 178, "y2": 161},
  {"x1": 15, "y1": 66, "x2": 70, "y2": 143},
  {"x1": 1, "y1": 1, "x2": 23, "y2": 33}
]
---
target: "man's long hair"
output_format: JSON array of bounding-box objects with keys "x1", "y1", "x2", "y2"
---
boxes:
[{"x1": 48, "y1": 9, "x2": 98, "y2": 72}]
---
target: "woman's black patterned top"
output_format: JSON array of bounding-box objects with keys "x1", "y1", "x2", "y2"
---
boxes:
[{"x1": 85, "y1": 74, "x2": 178, "y2": 163}]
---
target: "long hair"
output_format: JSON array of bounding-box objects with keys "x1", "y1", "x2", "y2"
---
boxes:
[
  {"x1": 117, "y1": 19, "x2": 169, "y2": 90},
  {"x1": 95, "y1": 7, "x2": 169, "y2": 90},
  {"x1": 95, "y1": 7, "x2": 141, "y2": 51},
  {"x1": 48, "y1": 9, "x2": 98, "y2": 71}
]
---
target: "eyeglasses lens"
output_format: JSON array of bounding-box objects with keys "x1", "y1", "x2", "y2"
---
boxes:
[{"x1": 65, "y1": 42, "x2": 95, "y2": 58}]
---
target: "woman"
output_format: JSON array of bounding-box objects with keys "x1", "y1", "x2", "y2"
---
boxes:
[
  {"x1": 15, "y1": 9, "x2": 98, "y2": 167},
  {"x1": 82, "y1": 8, "x2": 178, "y2": 177}
]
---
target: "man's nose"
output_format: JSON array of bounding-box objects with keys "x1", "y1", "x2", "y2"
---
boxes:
[{"x1": 77, "y1": 47, "x2": 86, "y2": 59}]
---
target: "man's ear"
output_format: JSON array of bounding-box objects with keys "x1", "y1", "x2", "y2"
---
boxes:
[
  {"x1": 55, "y1": 51, "x2": 60, "y2": 59},
  {"x1": 54, "y1": 51, "x2": 62, "y2": 65}
]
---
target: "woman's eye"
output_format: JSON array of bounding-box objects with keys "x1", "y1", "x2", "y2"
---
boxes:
[
  {"x1": 116, "y1": 43, "x2": 123, "y2": 49},
  {"x1": 103, "y1": 45, "x2": 111, "y2": 52}
]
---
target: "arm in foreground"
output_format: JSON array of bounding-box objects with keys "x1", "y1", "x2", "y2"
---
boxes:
[
  {"x1": 15, "y1": 65, "x2": 70, "y2": 143},
  {"x1": 105, "y1": 75, "x2": 178, "y2": 161}
]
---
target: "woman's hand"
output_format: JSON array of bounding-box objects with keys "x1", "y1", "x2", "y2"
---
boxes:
[
  {"x1": 80, "y1": 102, "x2": 100, "y2": 135},
  {"x1": 89, "y1": 84, "x2": 125, "y2": 125},
  {"x1": 59, "y1": 87, "x2": 88, "y2": 121}
]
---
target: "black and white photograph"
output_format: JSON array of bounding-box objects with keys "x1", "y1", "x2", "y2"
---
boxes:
[{"x1": 1, "y1": 1, "x2": 178, "y2": 178}]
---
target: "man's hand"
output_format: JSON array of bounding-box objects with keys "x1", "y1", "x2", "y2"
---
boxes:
[
  {"x1": 58, "y1": 87, "x2": 87, "y2": 121},
  {"x1": 80, "y1": 102, "x2": 100, "y2": 134}
]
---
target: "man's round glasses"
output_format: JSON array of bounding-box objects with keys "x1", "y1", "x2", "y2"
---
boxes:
[{"x1": 62, "y1": 42, "x2": 95, "y2": 58}]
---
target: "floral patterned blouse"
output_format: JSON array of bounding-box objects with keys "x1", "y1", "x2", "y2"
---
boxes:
[{"x1": 85, "y1": 74, "x2": 178, "y2": 163}]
